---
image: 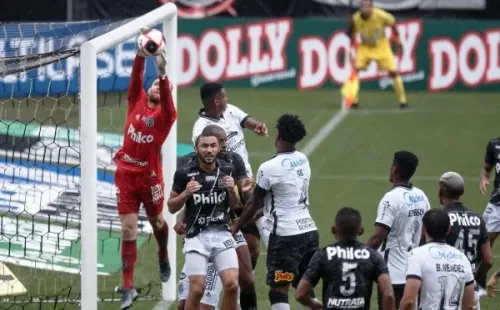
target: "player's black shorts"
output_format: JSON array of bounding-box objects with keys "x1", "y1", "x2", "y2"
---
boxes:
[
  {"x1": 240, "y1": 222, "x2": 260, "y2": 238},
  {"x1": 378, "y1": 284, "x2": 405, "y2": 310},
  {"x1": 266, "y1": 230, "x2": 319, "y2": 288}
]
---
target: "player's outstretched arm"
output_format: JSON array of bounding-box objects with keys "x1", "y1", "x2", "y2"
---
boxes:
[
  {"x1": 462, "y1": 282, "x2": 475, "y2": 310},
  {"x1": 296, "y1": 250, "x2": 323, "y2": 310},
  {"x1": 243, "y1": 117, "x2": 268, "y2": 137},
  {"x1": 377, "y1": 273, "x2": 395, "y2": 310},
  {"x1": 127, "y1": 52, "x2": 147, "y2": 114},
  {"x1": 156, "y1": 50, "x2": 177, "y2": 131},
  {"x1": 232, "y1": 187, "x2": 265, "y2": 234},
  {"x1": 399, "y1": 279, "x2": 420, "y2": 310}
]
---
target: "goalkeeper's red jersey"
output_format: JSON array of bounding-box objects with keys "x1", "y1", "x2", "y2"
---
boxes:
[{"x1": 113, "y1": 56, "x2": 177, "y2": 178}]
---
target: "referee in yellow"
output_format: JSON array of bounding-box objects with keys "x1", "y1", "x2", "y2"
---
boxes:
[{"x1": 346, "y1": 0, "x2": 407, "y2": 109}]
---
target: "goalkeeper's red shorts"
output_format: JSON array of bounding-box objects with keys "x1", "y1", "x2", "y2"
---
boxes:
[{"x1": 115, "y1": 168, "x2": 164, "y2": 217}]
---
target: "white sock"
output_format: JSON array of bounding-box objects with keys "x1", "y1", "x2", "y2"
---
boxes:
[{"x1": 271, "y1": 303, "x2": 290, "y2": 310}]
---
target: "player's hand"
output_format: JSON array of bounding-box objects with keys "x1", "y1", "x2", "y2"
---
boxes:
[
  {"x1": 184, "y1": 177, "x2": 202, "y2": 196},
  {"x1": 480, "y1": 177, "x2": 490, "y2": 195},
  {"x1": 156, "y1": 49, "x2": 168, "y2": 77},
  {"x1": 137, "y1": 26, "x2": 150, "y2": 57},
  {"x1": 254, "y1": 122, "x2": 268, "y2": 137},
  {"x1": 487, "y1": 275, "x2": 500, "y2": 298},
  {"x1": 229, "y1": 220, "x2": 239, "y2": 235},
  {"x1": 309, "y1": 299, "x2": 323, "y2": 309},
  {"x1": 223, "y1": 176, "x2": 234, "y2": 190},
  {"x1": 173, "y1": 220, "x2": 186, "y2": 236}
]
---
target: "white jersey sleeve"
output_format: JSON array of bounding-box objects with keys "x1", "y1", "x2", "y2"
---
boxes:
[
  {"x1": 256, "y1": 162, "x2": 274, "y2": 191},
  {"x1": 406, "y1": 249, "x2": 423, "y2": 280},
  {"x1": 227, "y1": 104, "x2": 249, "y2": 127},
  {"x1": 375, "y1": 194, "x2": 397, "y2": 229}
]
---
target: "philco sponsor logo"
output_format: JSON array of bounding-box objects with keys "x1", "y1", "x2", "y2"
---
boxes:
[
  {"x1": 448, "y1": 213, "x2": 481, "y2": 227},
  {"x1": 326, "y1": 246, "x2": 371, "y2": 260},
  {"x1": 193, "y1": 191, "x2": 227, "y2": 205},
  {"x1": 274, "y1": 271, "x2": 294, "y2": 283},
  {"x1": 127, "y1": 124, "x2": 154, "y2": 144}
]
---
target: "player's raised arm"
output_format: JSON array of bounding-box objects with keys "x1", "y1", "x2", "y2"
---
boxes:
[
  {"x1": 229, "y1": 104, "x2": 268, "y2": 137},
  {"x1": 127, "y1": 29, "x2": 151, "y2": 113},
  {"x1": 155, "y1": 50, "x2": 177, "y2": 130}
]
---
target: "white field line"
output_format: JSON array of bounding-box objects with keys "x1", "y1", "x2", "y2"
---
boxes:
[
  {"x1": 301, "y1": 108, "x2": 349, "y2": 157},
  {"x1": 315, "y1": 174, "x2": 480, "y2": 182}
]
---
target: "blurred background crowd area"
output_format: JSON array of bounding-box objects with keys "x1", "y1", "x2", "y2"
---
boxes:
[{"x1": 1, "y1": 0, "x2": 499, "y2": 21}]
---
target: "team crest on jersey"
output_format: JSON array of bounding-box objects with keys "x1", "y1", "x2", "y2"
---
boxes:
[{"x1": 142, "y1": 116, "x2": 155, "y2": 127}]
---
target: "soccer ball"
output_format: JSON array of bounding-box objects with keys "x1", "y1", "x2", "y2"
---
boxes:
[{"x1": 137, "y1": 29, "x2": 166, "y2": 56}]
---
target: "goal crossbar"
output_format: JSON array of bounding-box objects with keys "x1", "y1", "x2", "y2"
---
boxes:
[{"x1": 79, "y1": 4, "x2": 178, "y2": 310}]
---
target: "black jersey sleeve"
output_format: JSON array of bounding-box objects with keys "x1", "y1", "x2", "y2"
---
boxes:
[
  {"x1": 172, "y1": 169, "x2": 187, "y2": 194},
  {"x1": 485, "y1": 140, "x2": 496, "y2": 165},
  {"x1": 231, "y1": 152, "x2": 248, "y2": 180},
  {"x1": 371, "y1": 249, "x2": 389, "y2": 280},
  {"x1": 301, "y1": 249, "x2": 323, "y2": 287}
]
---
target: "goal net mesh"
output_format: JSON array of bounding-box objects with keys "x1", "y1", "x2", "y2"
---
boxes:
[{"x1": 0, "y1": 20, "x2": 164, "y2": 307}]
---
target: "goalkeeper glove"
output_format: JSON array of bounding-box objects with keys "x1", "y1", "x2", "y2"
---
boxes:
[
  {"x1": 136, "y1": 26, "x2": 151, "y2": 57},
  {"x1": 156, "y1": 49, "x2": 168, "y2": 77}
]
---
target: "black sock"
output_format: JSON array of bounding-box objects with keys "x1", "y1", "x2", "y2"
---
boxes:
[{"x1": 240, "y1": 286, "x2": 258, "y2": 310}]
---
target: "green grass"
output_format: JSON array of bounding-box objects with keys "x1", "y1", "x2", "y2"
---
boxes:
[{"x1": 1, "y1": 88, "x2": 500, "y2": 309}]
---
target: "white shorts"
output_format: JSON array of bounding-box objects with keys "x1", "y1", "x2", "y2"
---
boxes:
[
  {"x1": 178, "y1": 262, "x2": 222, "y2": 307},
  {"x1": 183, "y1": 226, "x2": 239, "y2": 276},
  {"x1": 483, "y1": 203, "x2": 500, "y2": 233},
  {"x1": 234, "y1": 230, "x2": 247, "y2": 249},
  {"x1": 256, "y1": 216, "x2": 272, "y2": 248}
]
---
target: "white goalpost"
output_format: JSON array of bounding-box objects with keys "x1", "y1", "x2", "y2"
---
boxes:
[{"x1": 80, "y1": 3, "x2": 178, "y2": 309}]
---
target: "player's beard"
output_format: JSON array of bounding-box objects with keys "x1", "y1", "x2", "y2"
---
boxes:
[
  {"x1": 199, "y1": 153, "x2": 216, "y2": 165},
  {"x1": 149, "y1": 93, "x2": 160, "y2": 104}
]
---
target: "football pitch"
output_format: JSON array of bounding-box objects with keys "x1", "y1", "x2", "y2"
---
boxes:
[{"x1": 1, "y1": 87, "x2": 500, "y2": 309}]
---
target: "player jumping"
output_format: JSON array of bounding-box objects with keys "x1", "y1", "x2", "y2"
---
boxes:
[
  {"x1": 168, "y1": 131, "x2": 240, "y2": 309},
  {"x1": 366, "y1": 150, "x2": 430, "y2": 309},
  {"x1": 400, "y1": 209, "x2": 475, "y2": 310},
  {"x1": 176, "y1": 125, "x2": 257, "y2": 310},
  {"x1": 346, "y1": 0, "x2": 407, "y2": 109},
  {"x1": 479, "y1": 137, "x2": 500, "y2": 247},
  {"x1": 113, "y1": 31, "x2": 176, "y2": 309},
  {"x1": 439, "y1": 171, "x2": 493, "y2": 309},
  {"x1": 296, "y1": 207, "x2": 395, "y2": 310},
  {"x1": 233, "y1": 114, "x2": 319, "y2": 310},
  {"x1": 192, "y1": 82, "x2": 269, "y2": 274}
]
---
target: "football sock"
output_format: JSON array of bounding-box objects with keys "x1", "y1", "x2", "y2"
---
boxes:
[
  {"x1": 271, "y1": 303, "x2": 290, "y2": 310},
  {"x1": 393, "y1": 75, "x2": 407, "y2": 104},
  {"x1": 240, "y1": 286, "x2": 258, "y2": 310},
  {"x1": 153, "y1": 221, "x2": 169, "y2": 261},
  {"x1": 269, "y1": 290, "x2": 289, "y2": 310},
  {"x1": 121, "y1": 239, "x2": 137, "y2": 289}
]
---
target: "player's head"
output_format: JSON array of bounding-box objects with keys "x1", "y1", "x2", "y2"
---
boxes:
[
  {"x1": 332, "y1": 207, "x2": 364, "y2": 240},
  {"x1": 147, "y1": 78, "x2": 173, "y2": 104},
  {"x1": 390, "y1": 150, "x2": 419, "y2": 184},
  {"x1": 201, "y1": 125, "x2": 227, "y2": 153},
  {"x1": 148, "y1": 78, "x2": 161, "y2": 103},
  {"x1": 200, "y1": 83, "x2": 228, "y2": 112},
  {"x1": 195, "y1": 133, "x2": 220, "y2": 165},
  {"x1": 422, "y1": 209, "x2": 450, "y2": 242},
  {"x1": 438, "y1": 171, "x2": 465, "y2": 205},
  {"x1": 360, "y1": 0, "x2": 374, "y2": 16},
  {"x1": 275, "y1": 114, "x2": 307, "y2": 149}
]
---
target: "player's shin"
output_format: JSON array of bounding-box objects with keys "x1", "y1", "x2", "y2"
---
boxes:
[
  {"x1": 269, "y1": 289, "x2": 290, "y2": 310},
  {"x1": 237, "y1": 246, "x2": 257, "y2": 309},
  {"x1": 392, "y1": 74, "x2": 407, "y2": 104},
  {"x1": 121, "y1": 239, "x2": 137, "y2": 289},
  {"x1": 151, "y1": 218, "x2": 171, "y2": 282}
]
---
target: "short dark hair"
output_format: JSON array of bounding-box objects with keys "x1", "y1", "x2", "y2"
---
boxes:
[
  {"x1": 201, "y1": 125, "x2": 226, "y2": 141},
  {"x1": 195, "y1": 132, "x2": 218, "y2": 147},
  {"x1": 335, "y1": 207, "x2": 362, "y2": 239},
  {"x1": 200, "y1": 83, "x2": 223, "y2": 105},
  {"x1": 423, "y1": 209, "x2": 450, "y2": 241},
  {"x1": 393, "y1": 151, "x2": 419, "y2": 181},
  {"x1": 276, "y1": 114, "x2": 307, "y2": 144}
]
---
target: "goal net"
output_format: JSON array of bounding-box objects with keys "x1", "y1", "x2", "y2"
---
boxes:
[{"x1": 0, "y1": 4, "x2": 178, "y2": 309}]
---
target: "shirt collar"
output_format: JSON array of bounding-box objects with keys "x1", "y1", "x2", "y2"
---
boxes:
[
  {"x1": 199, "y1": 108, "x2": 224, "y2": 121},
  {"x1": 393, "y1": 183, "x2": 413, "y2": 190}
]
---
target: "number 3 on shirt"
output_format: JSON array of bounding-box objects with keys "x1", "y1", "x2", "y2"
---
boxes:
[{"x1": 341, "y1": 262, "x2": 358, "y2": 296}]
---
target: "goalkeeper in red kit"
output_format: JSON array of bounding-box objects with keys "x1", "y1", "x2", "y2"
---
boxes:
[{"x1": 113, "y1": 28, "x2": 177, "y2": 309}]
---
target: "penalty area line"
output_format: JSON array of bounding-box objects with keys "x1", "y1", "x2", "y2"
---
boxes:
[{"x1": 301, "y1": 108, "x2": 349, "y2": 157}]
